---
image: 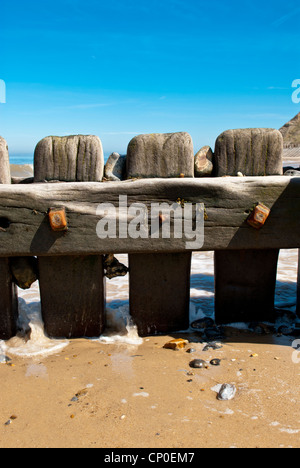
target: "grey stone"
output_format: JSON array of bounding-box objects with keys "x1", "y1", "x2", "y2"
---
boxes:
[
  {"x1": 214, "y1": 128, "x2": 283, "y2": 177},
  {"x1": 194, "y1": 146, "x2": 214, "y2": 177},
  {"x1": 34, "y1": 135, "x2": 104, "y2": 182},
  {"x1": 284, "y1": 169, "x2": 300, "y2": 176},
  {"x1": 104, "y1": 152, "x2": 126, "y2": 181},
  {"x1": 126, "y1": 132, "x2": 194, "y2": 179},
  {"x1": 217, "y1": 384, "x2": 236, "y2": 401},
  {"x1": 10, "y1": 257, "x2": 39, "y2": 290},
  {"x1": 0, "y1": 137, "x2": 11, "y2": 184}
]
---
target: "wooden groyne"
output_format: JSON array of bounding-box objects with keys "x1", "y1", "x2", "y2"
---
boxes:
[{"x1": 0, "y1": 129, "x2": 299, "y2": 339}]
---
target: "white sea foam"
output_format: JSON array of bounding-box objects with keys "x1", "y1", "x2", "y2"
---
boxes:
[{"x1": 1, "y1": 246, "x2": 298, "y2": 357}]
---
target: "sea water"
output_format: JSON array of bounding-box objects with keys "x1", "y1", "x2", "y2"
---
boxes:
[{"x1": 0, "y1": 161, "x2": 298, "y2": 358}]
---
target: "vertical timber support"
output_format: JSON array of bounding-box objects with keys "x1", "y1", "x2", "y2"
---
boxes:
[
  {"x1": 34, "y1": 135, "x2": 106, "y2": 338},
  {"x1": 127, "y1": 132, "x2": 194, "y2": 336},
  {"x1": 213, "y1": 128, "x2": 283, "y2": 324},
  {"x1": 0, "y1": 137, "x2": 18, "y2": 340},
  {"x1": 297, "y1": 250, "x2": 300, "y2": 319},
  {"x1": 38, "y1": 256, "x2": 105, "y2": 338},
  {"x1": 129, "y1": 253, "x2": 192, "y2": 336}
]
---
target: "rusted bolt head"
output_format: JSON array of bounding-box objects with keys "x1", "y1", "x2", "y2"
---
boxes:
[
  {"x1": 48, "y1": 207, "x2": 68, "y2": 232},
  {"x1": 247, "y1": 203, "x2": 270, "y2": 229}
]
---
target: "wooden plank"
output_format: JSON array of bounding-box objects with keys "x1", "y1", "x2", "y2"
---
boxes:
[
  {"x1": 214, "y1": 249, "x2": 279, "y2": 324},
  {"x1": 0, "y1": 258, "x2": 18, "y2": 340},
  {"x1": 0, "y1": 177, "x2": 298, "y2": 256},
  {"x1": 129, "y1": 253, "x2": 191, "y2": 336},
  {"x1": 38, "y1": 255, "x2": 106, "y2": 338}
]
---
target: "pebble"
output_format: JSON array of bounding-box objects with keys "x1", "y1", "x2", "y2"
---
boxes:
[
  {"x1": 205, "y1": 327, "x2": 224, "y2": 340},
  {"x1": 163, "y1": 339, "x2": 189, "y2": 351},
  {"x1": 203, "y1": 342, "x2": 223, "y2": 352},
  {"x1": 0, "y1": 354, "x2": 11, "y2": 364},
  {"x1": 217, "y1": 384, "x2": 237, "y2": 401},
  {"x1": 191, "y1": 317, "x2": 214, "y2": 330},
  {"x1": 210, "y1": 358, "x2": 221, "y2": 366},
  {"x1": 277, "y1": 325, "x2": 295, "y2": 336},
  {"x1": 186, "y1": 348, "x2": 197, "y2": 354},
  {"x1": 189, "y1": 359, "x2": 207, "y2": 369}
]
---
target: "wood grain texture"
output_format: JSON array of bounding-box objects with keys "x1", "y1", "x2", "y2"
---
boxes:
[
  {"x1": 0, "y1": 258, "x2": 18, "y2": 340},
  {"x1": 0, "y1": 176, "x2": 298, "y2": 256},
  {"x1": 34, "y1": 135, "x2": 104, "y2": 182}
]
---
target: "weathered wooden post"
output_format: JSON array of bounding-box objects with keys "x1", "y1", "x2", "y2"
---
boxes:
[
  {"x1": 34, "y1": 135, "x2": 106, "y2": 338},
  {"x1": 297, "y1": 250, "x2": 300, "y2": 318},
  {"x1": 127, "y1": 132, "x2": 194, "y2": 336},
  {"x1": 213, "y1": 128, "x2": 283, "y2": 323},
  {"x1": 0, "y1": 137, "x2": 18, "y2": 339}
]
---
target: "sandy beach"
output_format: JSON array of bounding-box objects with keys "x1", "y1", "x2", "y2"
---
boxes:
[
  {"x1": 0, "y1": 330, "x2": 299, "y2": 449},
  {"x1": 0, "y1": 251, "x2": 299, "y2": 449}
]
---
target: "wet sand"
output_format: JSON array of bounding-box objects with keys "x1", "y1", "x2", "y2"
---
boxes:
[{"x1": 0, "y1": 330, "x2": 299, "y2": 449}]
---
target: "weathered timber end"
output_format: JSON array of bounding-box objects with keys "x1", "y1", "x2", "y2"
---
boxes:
[{"x1": 0, "y1": 177, "x2": 298, "y2": 256}]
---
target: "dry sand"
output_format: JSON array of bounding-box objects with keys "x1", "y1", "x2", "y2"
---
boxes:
[{"x1": 0, "y1": 329, "x2": 299, "y2": 449}]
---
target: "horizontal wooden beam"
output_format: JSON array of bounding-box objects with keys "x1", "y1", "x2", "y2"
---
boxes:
[{"x1": 0, "y1": 176, "x2": 299, "y2": 256}]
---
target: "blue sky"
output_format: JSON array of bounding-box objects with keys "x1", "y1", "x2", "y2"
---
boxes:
[{"x1": 1, "y1": 0, "x2": 300, "y2": 159}]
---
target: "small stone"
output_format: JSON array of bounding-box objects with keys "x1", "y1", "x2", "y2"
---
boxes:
[
  {"x1": 191, "y1": 317, "x2": 214, "y2": 330},
  {"x1": 277, "y1": 325, "x2": 294, "y2": 335},
  {"x1": 203, "y1": 342, "x2": 223, "y2": 352},
  {"x1": 186, "y1": 348, "x2": 197, "y2": 354},
  {"x1": 217, "y1": 384, "x2": 237, "y2": 401},
  {"x1": 194, "y1": 146, "x2": 214, "y2": 177},
  {"x1": 163, "y1": 339, "x2": 189, "y2": 351},
  {"x1": 250, "y1": 353, "x2": 258, "y2": 358},
  {"x1": 0, "y1": 354, "x2": 11, "y2": 364},
  {"x1": 104, "y1": 152, "x2": 127, "y2": 181},
  {"x1": 189, "y1": 359, "x2": 207, "y2": 369},
  {"x1": 210, "y1": 358, "x2": 221, "y2": 366},
  {"x1": 205, "y1": 327, "x2": 224, "y2": 340}
]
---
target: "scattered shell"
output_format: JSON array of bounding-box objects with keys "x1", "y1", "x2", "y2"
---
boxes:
[
  {"x1": 210, "y1": 358, "x2": 221, "y2": 366},
  {"x1": 250, "y1": 353, "x2": 258, "y2": 358},
  {"x1": 217, "y1": 384, "x2": 237, "y2": 401},
  {"x1": 189, "y1": 359, "x2": 207, "y2": 369}
]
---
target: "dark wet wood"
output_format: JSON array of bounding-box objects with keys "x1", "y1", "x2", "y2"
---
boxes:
[{"x1": 0, "y1": 177, "x2": 298, "y2": 256}]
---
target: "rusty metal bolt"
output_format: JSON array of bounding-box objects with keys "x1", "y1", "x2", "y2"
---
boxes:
[
  {"x1": 247, "y1": 203, "x2": 270, "y2": 229},
  {"x1": 48, "y1": 207, "x2": 68, "y2": 232}
]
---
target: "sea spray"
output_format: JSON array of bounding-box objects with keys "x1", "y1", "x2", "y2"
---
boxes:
[
  {"x1": 96, "y1": 304, "x2": 143, "y2": 346},
  {"x1": 4, "y1": 297, "x2": 69, "y2": 358}
]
